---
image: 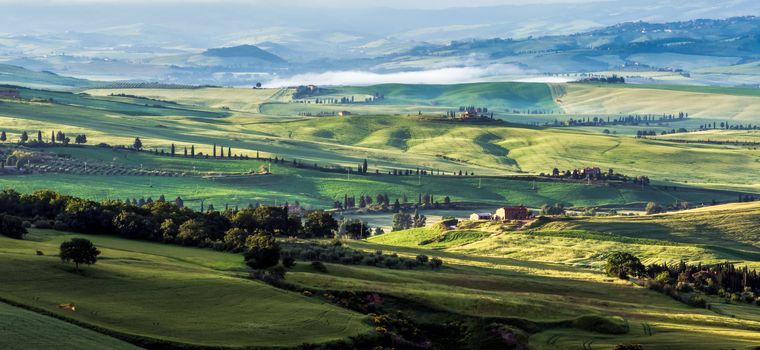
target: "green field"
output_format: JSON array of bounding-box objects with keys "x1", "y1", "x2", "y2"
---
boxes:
[
  {"x1": 3, "y1": 77, "x2": 760, "y2": 349},
  {"x1": 0, "y1": 302, "x2": 141, "y2": 350},
  {"x1": 0, "y1": 230, "x2": 371, "y2": 348}
]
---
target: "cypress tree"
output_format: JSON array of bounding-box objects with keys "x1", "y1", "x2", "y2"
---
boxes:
[{"x1": 191, "y1": 145, "x2": 195, "y2": 157}]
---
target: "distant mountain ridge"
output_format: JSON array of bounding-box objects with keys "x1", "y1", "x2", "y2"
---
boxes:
[{"x1": 202, "y1": 45, "x2": 286, "y2": 63}]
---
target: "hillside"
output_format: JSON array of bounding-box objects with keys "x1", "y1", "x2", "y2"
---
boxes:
[
  {"x1": 0, "y1": 64, "x2": 96, "y2": 90},
  {"x1": 0, "y1": 230, "x2": 371, "y2": 348},
  {"x1": 203, "y1": 44, "x2": 286, "y2": 63}
]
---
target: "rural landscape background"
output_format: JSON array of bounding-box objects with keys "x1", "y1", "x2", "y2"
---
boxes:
[{"x1": 1, "y1": 1, "x2": 760, "y2": 349}]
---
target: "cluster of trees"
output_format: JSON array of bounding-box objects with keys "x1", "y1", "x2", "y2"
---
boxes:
[
  {"x1": 636, "y1": 128, "x2": 689, "y2": 137},
  {"x1": 577, "y1": 75, "x2": 625, "y2": 83},
  {"x1": 698, "y1": 121, "x2": 760, "y2": 131},
  {"x1": 333, "y1": 193, "x2": 451, "y2": 212},
  {"x1": 540, "y1": 203, "x2": 566, "y2": 216},
  {"x1": 132, "y1": 139, "x2": 252, "y2": 161},
  {"x1": 0, "y1": 130, "x2": 87, "y2": 146},
  {"x1": 606, "y1": 252, "x2": 760, "y2": 308},
  {"x1": 391, "y1": 210, "x2": 427, "y2": 231},
  {"x1": 281, "y1": 241, "x2": 443, "y2": 270},
  {"x1": 644, "y1": 261, "x2": 760, "y2": 307},
  {"x1": 549, "y1": 112, "x2": 688, "y2": 128}
]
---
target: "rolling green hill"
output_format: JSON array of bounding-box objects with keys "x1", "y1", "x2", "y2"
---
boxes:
[
  {"x1": 0, "y1": 230, "x2": 371, "y2": 348},
  {"x1": 0, "y1": 64, "x2": 96, "y2": 90},
  {"x1": 0, "y1": 302, "x2": 141, "y2": 350}
]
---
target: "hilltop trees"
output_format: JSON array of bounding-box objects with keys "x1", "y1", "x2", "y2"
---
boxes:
[{"x1": 59, "y1": 238, "x2": 100, "y2": 272}]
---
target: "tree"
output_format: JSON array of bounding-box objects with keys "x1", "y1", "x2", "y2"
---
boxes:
[
  {"x1": 59, "y1": 238, "x2": 100, "y2": 272},
  {"x1": 362, "y1": 159, "x2": 368, "y2": 174},
  {"x1": 605, "y1": 252, "x2": 644, "y2": 279},
  {"x1": 20, "y1": 131, "x2": 28, "y2": 143},
  {"x1": 412, "y1": 209, "x2": 426, "y2": 228},
  {"x1": 170, "y1": 143, "x2": 175, "y2": 157},
  {"x1": 56, "y1": 131, "x2": 65, "y2": 143},
  {"x1": 37, "y1": 130, "x2": 42, "y2": 143},
  {"x1": 0, "y1": 131, "x2": 5, "y2": 142},
  {"x1": 244, "y1": 233, "x2": 280, "y2": 269},
  {"x1": 176, "y1": 219, "x2": 209, "y2": 246},
  {"x1": 223, "y1": 227, "x2": 250, "y2": 251},
  {"x1": 75, "y1": 134, "x2": 87, "y2": 145},
  {"x1": 392, "y1": 211, "x2": 412, "y2": 231},
  {"x1": 303, "y1": 211, "x2": 338, "y2": 238},
  {"x1": 0, "y1": 214, "x2": 27, "y2": 239},
  {"x1": 133, "y1": 137, "x2": 143, "y2": 150},
  {"x1": 339, "y1": 218, "x2": 370, "y2": 239},
  {"x1": 645, "y1": 202, "x2": 663, "y2": 215}
]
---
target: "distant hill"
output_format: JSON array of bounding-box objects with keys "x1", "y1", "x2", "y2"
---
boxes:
[
  {"x1": 397, "y1": 16, "x2": 760, "y2": 73},
  {"x1": 0, "y1": 64, "x2": 97, "y2": 90},
  {"x1": 202, "y1": 45, "x2": 286, "y2": 63}
]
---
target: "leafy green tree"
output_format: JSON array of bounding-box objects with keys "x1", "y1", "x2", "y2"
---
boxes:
[
  {"x1": 133, "y1": 137, "x2": 143, "y2": 150},
  {"x1": 75, "y1": 134, "x2": 87, "y2": 144},
  {"x1": 0, "y1": 214, "x2": 27, "y2": 239},
  {"x1": 223, "y1": 227, "x2": 249, "y2": 251},
  {"x1": 303, "y1": 210, "x2": 338, "y2": 238},
  {"x1": 19, "y1": 131, "x2": 28, "y2": 143},
  {"x1": 112, "y1": 211, "x2": 155, "y2": 240},
  {"x1": 176, "y1": 219, "x2": 208, "y2": 246},
  {"x1": 392, "y1": 211, "x2": 412, "y2": 231},
  {"x1": 56, "y1": 131, "x2": 65, "y2": 143},
  {"x1": 244, "y1": 233, "x2": 280, "y2": 269},
  {"x1": 0, "y1": 131, "x2": 6, "y2": 142},
  {"x1": 59, "y1": 238, "x2": 100, "y2": 271},
  {"x1": 605, "y1": 252, "x2": 645, "y2": 279}
]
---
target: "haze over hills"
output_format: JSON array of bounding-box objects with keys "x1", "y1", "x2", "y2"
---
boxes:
[{"x1": 1, "y1": 0, "x2": 759, "y2": 86}]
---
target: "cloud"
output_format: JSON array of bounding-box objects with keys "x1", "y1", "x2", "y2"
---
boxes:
[{"x1": 264, "y1": 64, "x2": 529, "y2": 87}]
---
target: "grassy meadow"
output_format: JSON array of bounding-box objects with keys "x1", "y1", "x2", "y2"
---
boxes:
[
  {"x1": 2, "y1": 79, "x2": 760, "y2": 349},
  {"x1": 0, "y1": 229, "x2": 372, "y2": 348}
]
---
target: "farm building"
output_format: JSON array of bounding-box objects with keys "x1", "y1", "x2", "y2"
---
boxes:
[
  {"x1": 494, "y1": 206, "x2": 531, "y2": 221},
  {"x1": 0, "y1": 88, "x2": 20, "y2": 99},
  {"x1": 338, "y1": 111, "x2": 352, "y2": 116},
  {"x1": 469, "y1": 213, "x2": 492, "y2": 221}
]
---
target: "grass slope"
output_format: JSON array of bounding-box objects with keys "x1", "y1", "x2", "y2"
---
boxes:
[
  {"x1": 0, "y1": 302, "x2": 141, "y2": 350},
  {"x1": 0, "y1": 230, "x2": 371, "y2": 348}
]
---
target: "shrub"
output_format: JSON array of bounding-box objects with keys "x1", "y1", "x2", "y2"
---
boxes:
[
  {"x1": 687, "y1": 294, "x2": 707, "y2": 308},
  {"x1": 415, "y1": 254, "x2": 429, "y2": 264},
  {"x1": 0, "y1": 214, "x2": 27, "y2": 239},
  {"x1": 282, "y1": 256, "x2": 296, "y2": 268},
  {"x1": 430, "y1": 257, "x2": 443, "y2": 270},
  {"x1": 311, "y1": 261, "x2": 328, "y2": 273}
]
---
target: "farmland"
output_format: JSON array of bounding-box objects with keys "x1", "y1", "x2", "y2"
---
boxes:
[{"x1": 2, "y1": 75, "x2": 760, "y2": 349}]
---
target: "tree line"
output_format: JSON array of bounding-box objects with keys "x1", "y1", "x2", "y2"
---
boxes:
[{"x1": 0, "y1": 130, "x2": 87, "y2": 146}]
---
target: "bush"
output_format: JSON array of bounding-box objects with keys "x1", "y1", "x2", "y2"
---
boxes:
[
  {"x1": 33, "y1": 219, "x2": 54, "y2": 229},
  {"x1": 0, "y1": 214, "x2": 27, "y2": 239},
  {"x1": 430, "y1": 257, "x2": 443, "y2": 270},
  {"x1": 282, "y1": 256, "x2": 296, "y2": 268},
  {"x1": 687, "y1": 294, "x2": 707, "y2": 308},
  {"x1": 311, "y1": 261, "x2": 328, "y2": 273}
]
